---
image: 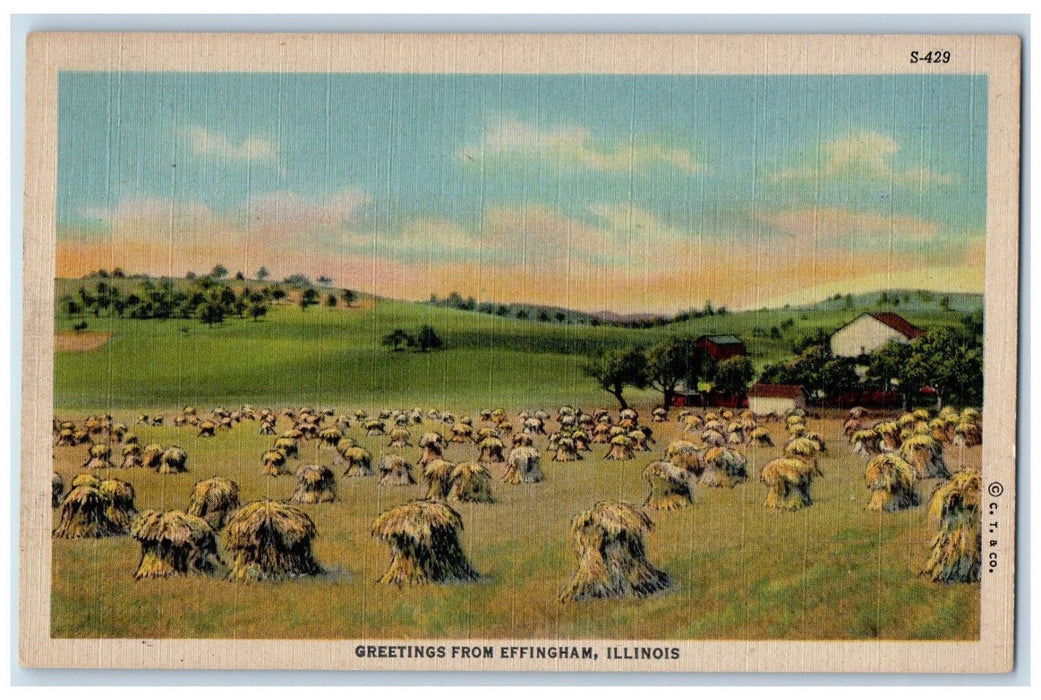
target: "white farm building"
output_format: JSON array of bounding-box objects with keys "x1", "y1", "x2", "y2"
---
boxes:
[
  {"x1": 747, "y1": 384, "x2": 806, "y2": 415},
  {"x1": 830, "y1": 312, "x2": 925, "y2": 359}
]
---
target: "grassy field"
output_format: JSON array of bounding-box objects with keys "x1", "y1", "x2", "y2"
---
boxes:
[
  {"x1": 54, "y1": 284, "x2": 980, "y2": 411},
  {"x1": 50, "y1": 409, "x2": 980, "y2": 640}
]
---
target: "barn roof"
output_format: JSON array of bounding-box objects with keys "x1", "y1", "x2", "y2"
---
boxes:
[
  {"x1": 867, "y1": 312, "x2": 925, "y2": 339},
  {"x1": 747, "y1": 383, "x2": 805, "y2": 399},
  {"x1": 696, "y1": 334, "x2": 744, "y2": 346}
]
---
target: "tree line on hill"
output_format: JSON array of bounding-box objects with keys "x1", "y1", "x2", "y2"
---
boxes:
[
  {"x1": 60, "y1": 266, "x2": 358, "y2": 328},
  {"x1": 426, "y1": 292, "x2": 729, "y2": 329}
]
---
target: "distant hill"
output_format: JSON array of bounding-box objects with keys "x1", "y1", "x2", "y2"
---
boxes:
[{"x1": 793, "y1": 289, "x2": 984, "y2": 314}]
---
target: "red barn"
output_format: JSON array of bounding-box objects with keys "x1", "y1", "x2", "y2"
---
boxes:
[{"x1": 695, "y1": 334, "x2": 747, "y2": 362}]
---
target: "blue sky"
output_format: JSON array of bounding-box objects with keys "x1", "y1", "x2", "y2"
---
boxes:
[{"x1": 56, "y1": 72, "x2": 988, "y2": 312}]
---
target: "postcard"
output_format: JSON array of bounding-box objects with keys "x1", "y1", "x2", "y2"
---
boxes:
[{"x1": 20, "y1": 32, "x2": 1020, "y2": 672}]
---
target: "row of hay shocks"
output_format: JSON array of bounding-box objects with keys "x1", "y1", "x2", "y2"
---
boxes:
[
  {"x1": 844, "y1": 406, "x2": 984, "y2": 583},
  {"x1": 52, "y1": 404, "x2": 982, "y2": 591}
]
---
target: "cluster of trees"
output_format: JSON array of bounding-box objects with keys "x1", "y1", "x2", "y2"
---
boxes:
[
  {"x1": 866, "y1": 311, "x2": 983, "y2": 408},
  {"x1": 381, "y1": 325, "x2": 445, "y2": 352},
  {"x1": 758, "y1": 311, "x2": 983, "y2": 409},
  {"x1": 584, "y1": 336, "x2": 755, "y2": 409},
  {"x1": 61, "y1": 276, "x2": 278, "y2": 326},
  {"x1": 62, "y1": 267, "x2": 361, "y2": 326}
]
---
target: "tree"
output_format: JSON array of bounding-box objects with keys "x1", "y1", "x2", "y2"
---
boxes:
[
  {"x1": 515, "y1": 309, "x2": 529, "y2": 320},
  {"x1": 234, "y1": 271, "x2": 245, "y2": 280},
  {"x1": 760, "y1": 335, "x2": 859, "y2": 401},
  {"x1": 317, "y1": 275, "x2": 333, "y2": 285},
  {"x1": 299, "y1": 288, "x2": 319, "y2": 310},
  {"x1": 62, "y1": 298, "x2": 82, "y2": 316},
  {"x1": 210, "y1": 264, "x2": 228, "y2": 279},
  {"x1": 555, "y1": 312, "x2": 567, "y2": 323},
  {"x1": 537, "y1": 310, "x2": 550, "y2": 322},
  {"x1": 714, "y1": 356, "x2": 755, "y2": 395},
  {"x1": 342, "y1": 289, "x2": 357, "y2": 307},
  {"x1": 256, "y1": 266, "x2": 269, "y2": 281},
  {"x1": 382, "y1": 329, "x2": 413, "y2": 352},
  {"x1": 645, "y1": 337, "x2": 712, "y2": 410},
  {"x1": 325, "y1": 293, "x2": 338, "y2": 307},
  {"x1": 270, "y1": 286, "x2": 287, "y2": 301},
  {"x1": 248, "y1": 302, "x2": 269, "y2": 322},
  {"x1": 415, "y1": 325, "x2": 444, "y2": 352},
  {"x1": 196, "y1": 302, "x2": 224, "y2": 326},
  {"x1": 584, "y1": 347, "x2": 648, "y2": 410}
]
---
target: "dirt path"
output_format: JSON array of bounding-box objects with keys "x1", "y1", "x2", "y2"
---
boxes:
[{"x1": 55, "y1": 331, "x2": 112, "y2": 352}]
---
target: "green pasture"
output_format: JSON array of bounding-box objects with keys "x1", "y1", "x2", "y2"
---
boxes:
[{"x1": 53, "y1": 289, "x2": 976, "y2": 411}]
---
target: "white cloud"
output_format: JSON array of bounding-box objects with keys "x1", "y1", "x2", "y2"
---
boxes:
[
  {"x1": 184, "y1": 127, "x2": 278, "y2": 162},
  {"x1": 245, "y1": 188, "x2": 371, "y2": 228},
  {"x1": 461, "y1": 117, "x2": 704, "y2": 174},
  {"x1": 79, "y1": 196, "x2": 216, "y2": 227},
  {"x1": 772, "y1": 131, "x2": 957, "y2": 187}
]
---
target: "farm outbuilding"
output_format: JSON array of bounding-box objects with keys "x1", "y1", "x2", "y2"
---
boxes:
[
  {"x1": 747, "y1": 383, "x2": 806, "y2": 415},
  {"x1": 830, "y1": 312, "x2": 924, "y2": 359},
  {"x1": 694, "y1": 335, "x2": 747, "y2": 362}
]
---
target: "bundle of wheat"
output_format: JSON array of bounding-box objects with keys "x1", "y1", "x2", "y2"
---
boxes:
[
  {"x1": 748, "y1": 427, "x2": 774, "y2": 447},
  {"x1": 511, "y1": 432, "x2": 534, "y2": 447},
  {"x1": 899, "y1": 434, "x2": 950, "y2": 480},
  {"x1": 665, "y1": 440, "x2": 703, "y2": 476},
  {"x1": 120, "y1": 443, "x2": 143, "y2": 469},
  {"x1": 591, "y1": 423, "x2": 612, "y2": 443},
  {"x1": 388, "y1": 427, "x2": 412, "y2": 448},
  {"x1": 922, "y1": 469, "x2": 981, "y2": 583},
  {"x1": 875, "y1": 421, "x2": 902, "y2": 452},
  {"x1": 423, "y1": 459, "x2": 455, "y2": 500},
  {"x1": 783, "y1": 437, "x2": 821, "y2": 473},
  {"x1": 553, "y1": 437, "x2": 582, "y2": 462},
  {"x1": 378, "y1": 455, "x2": 416, "y2": 486},
  {"x1": 605, "y1": 435, "x2": 635, "y2": 461},
  {"x1": 224, "y1": 499, "x2": 323, "y2": 582},
  {"x1": 864, "y1": 454, "x2": 919, "y2": 512},
  {"x1": 100, "y1": 478, "x2": 138, "y2": 531},
  {"x1": 700, "y1": 428, "x2": 725, "y2": 448},
  {"x1": 953, "y1": 421, "x2": 982, "y2": 448},
  {"x1": 449, "y1": 462, "x2": 494, "y2": 504},
  {"x1": 478, "y1": 436, "x2": 505, "y2": 464},
  {"x1": 504, "y1": 446, "x2": 543, "y2": 484},
  {"x1": 560, "y1": 501, "x2": 670, "y2": 602},
  {"x1": 371, "y1": 500, "x2": 479, "y2": 586},
  {"x1": 52, "y1": 472, "x2": 65, "y2": 508},
  {"x1": 131, "y1": 510, "x2": 221, "y2": 579},
  {"x1": 156, "y1": 446, "x2": 188, "y2": 474},
  {"x1": 450, "y1": 423, "x2": 474, "y2": 444},
  {"x1": 318, "y1": 427, "x2": 343, "y2": 449},
  {"x1": 290, "y1": 464, "x2": 337, "y2": 504},
  {"x1": 261, "y1": 449, "x2": 290, "y2": 477},
  {"x1": 418, "y1": 432, "x2": 445, "y2": 466},
  {"x1": 850, "y1": 429, "x2": 882, "y2": 459},
  {"x1": 53, "y1": 484, "x2": 125, "y2": 538},
  {"x1": 642, "y1": 461, "x2": 693, "y2": 510},
  {"x1": 760, "y1": 458, "x2": 821, "y2": 511},
  {"x1": 700, "y1": 447, "x2": 748, "y2": 488},
  {"x1": 340, "y1": 445, "x2": 374, "y2": 477},
  {"x1": 186, "y1": 477, "x2": 241, "y2": 528},
  {"x1": 83, "y1": 443, "x2": 112, "y2": 470}
]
